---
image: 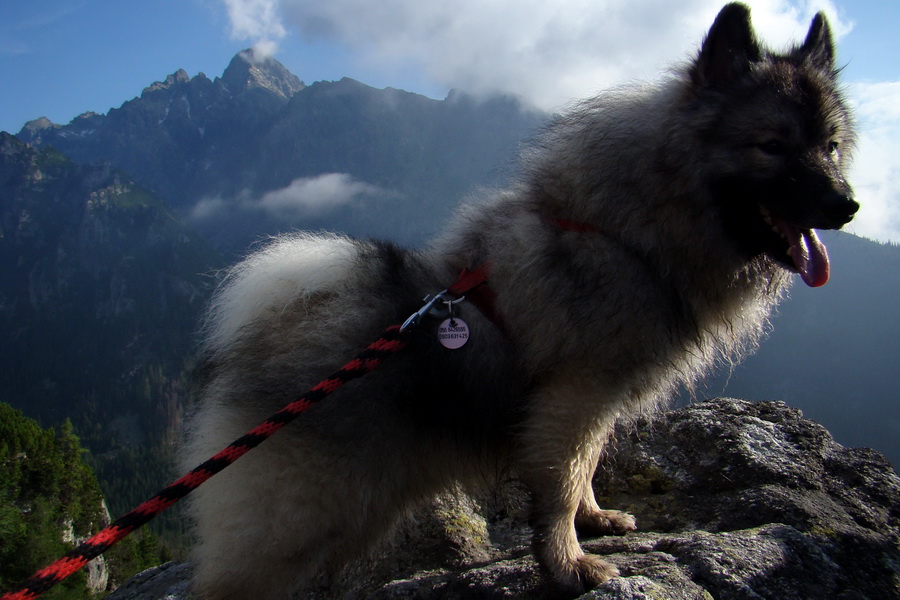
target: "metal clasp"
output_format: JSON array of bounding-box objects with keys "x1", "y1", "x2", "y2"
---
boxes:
[{"x1": 400, "y1": 290, "x2": 449, "y2": 332}]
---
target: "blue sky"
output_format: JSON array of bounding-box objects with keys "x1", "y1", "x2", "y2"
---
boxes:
[
  {"x1": 0, "y1": 0, "x2": 448, "y2": 133},
  {"x1": 1, "y1": 0, "x2": 898, "y2": 242}
]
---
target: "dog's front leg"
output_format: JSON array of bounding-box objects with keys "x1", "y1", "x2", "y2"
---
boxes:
[
  {"x1": 518, "y1": 381, "x2": 622, "y2": 595},
  {"x1": 574, "y1": 440, "x2": 637, "y2": 537}
]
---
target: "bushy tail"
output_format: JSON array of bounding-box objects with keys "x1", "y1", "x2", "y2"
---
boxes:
[{"x1": 203, "y1": 232, "x2": 358, "y2": 354}]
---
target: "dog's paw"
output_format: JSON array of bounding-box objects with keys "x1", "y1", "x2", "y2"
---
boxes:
[
  {"x1": 575, "y1": 509, "x2": 637, "y2": 537},
  {"x1": 554, "y1": 553, "x2": 620, "y2": 595}
]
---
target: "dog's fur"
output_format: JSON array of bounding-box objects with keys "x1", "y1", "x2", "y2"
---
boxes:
[{"x1": 182, "y1": 4, "x2": 858, "y2": 597}]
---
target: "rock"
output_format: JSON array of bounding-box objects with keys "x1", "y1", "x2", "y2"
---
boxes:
[
  {"x1": 17, "y1": 117, "x2": 59, "y2": 142},
  {"x1": 106, "y1": 561, "x2": 192, "y2": 600},
  {"x1": 61, "y1": 499, "x2": 112, "y2": 594},
  {"x1": 594, "y1": 397, "x2": 898, "y2": 539},
  {"x1": 107, "y1": 399, "x2": 900, "y2": 599},
  {"x1": 220, "y1": 49, "x2": 305, "y2": 99}
]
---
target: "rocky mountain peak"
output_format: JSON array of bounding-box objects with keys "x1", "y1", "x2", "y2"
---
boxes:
[
  {"x1": 220, "y1": 48, "x2": 305, "y2": 99},
  {"x1": 142, "y1": 69, "x2": 191, "y2": 94},
  {"x1": 17, "y1": 117, "x2": 59, "y2": 142}
]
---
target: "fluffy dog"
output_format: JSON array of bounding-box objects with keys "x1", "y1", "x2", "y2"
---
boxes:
[{"x1": 182, "y1": 3, "x2": 858, "y2": 597}]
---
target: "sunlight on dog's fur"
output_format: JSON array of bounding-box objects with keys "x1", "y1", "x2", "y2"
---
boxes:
[{"x1": 182, "y1": 4, "x2": 858, "y2": 597}]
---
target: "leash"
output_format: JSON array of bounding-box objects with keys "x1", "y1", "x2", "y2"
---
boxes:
[
  {"x1": 3, "y1": 214, "x2": 592, "y2": 599},
  {"x1": 1, "y1": 266, "x2": 495, "y2": 600},
  {"x1": 1, "y1": 326, "x2": 408, "y2": 600}
]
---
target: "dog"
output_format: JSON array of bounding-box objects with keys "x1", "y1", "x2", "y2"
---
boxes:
[{"x1": 181, "y1": 4, "x2": 858, "y2": 597}]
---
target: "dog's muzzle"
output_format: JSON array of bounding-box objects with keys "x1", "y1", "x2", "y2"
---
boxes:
[{"x1": 821, "y1": 191, "x2": 859, "y2": 229}]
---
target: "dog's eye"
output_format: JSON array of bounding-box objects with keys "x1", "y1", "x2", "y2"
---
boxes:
[
  {"x1": 828, "y1": 141, "x2": 840, "y2": 155},
  {"x1": 758, "y1": 140, "x2": 787, "y2": 156}
]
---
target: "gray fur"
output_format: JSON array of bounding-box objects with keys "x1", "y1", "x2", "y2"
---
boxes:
[{"x1": 181, "y1": 4, "x2": 858, "y2": 597}]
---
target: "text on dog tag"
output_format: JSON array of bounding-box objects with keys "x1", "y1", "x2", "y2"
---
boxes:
[{"x1": 437, "y1": 318, "x2": 469, "y2": 349}]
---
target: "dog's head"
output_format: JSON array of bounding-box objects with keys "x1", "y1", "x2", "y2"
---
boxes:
[{"x1": 689, "y1": 3, "x2": 858, "y2": 287}]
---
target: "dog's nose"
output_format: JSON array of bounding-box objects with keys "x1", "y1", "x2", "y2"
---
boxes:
[{"x1": 823, "y1": 191, "x2": 858, "y2": 226}]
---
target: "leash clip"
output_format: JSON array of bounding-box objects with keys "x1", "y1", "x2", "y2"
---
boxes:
[{"x1": 400, "y1": 290, "x2": 449, "y2": 332}]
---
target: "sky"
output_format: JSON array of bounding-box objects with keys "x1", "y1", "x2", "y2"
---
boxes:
[{"x1": 1, "y1": 0, "x2": 897, "y2": 243}]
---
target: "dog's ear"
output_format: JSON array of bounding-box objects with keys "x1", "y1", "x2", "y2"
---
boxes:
[
  {"x1": 797, "y1": 13, "x2": 836, "y2": 73},
  {"x1": 692, "y1": 2, "x2": 762, "y2": 89}
]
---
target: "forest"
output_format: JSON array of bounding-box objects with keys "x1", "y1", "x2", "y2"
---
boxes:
[{"x1": 0, "y1": 403, "x2": 169, "y2": 598}]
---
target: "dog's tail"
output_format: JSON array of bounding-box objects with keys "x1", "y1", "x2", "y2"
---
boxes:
[{"x1": 203, "y1": 232, "x2": 358, "y2": 354}]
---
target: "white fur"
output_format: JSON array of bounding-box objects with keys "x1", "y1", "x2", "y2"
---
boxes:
[{"x1": 204, "y1": 232, "x2": 357, "y2": 353}]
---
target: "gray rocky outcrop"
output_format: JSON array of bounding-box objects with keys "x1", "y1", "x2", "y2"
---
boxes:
[{"x1": 107, "y1": 398, "x2": 900, "y2": 599}]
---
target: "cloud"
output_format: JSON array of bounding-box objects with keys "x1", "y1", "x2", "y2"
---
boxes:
[
  {"x1": 189, "y1": 196, "x2": 231, "y2": 222},
  {"x1": 220, "y1": 0, "x2": 853, "y2": 110},
  {"x1": 845, "y1": 81, "x2": 900, "y2": 244},
  {"x1": 258, "y1": 173, "x2": 387, "y2": 217},
  {"x1": 190, "y1": 173, "x2": 390, "y2": 221},
  {"x1": 222, "y1": 0, "x2": 286, "y2": 56}
]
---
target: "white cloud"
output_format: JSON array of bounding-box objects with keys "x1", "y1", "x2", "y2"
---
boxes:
[
  {"x1": 190, "y1": 196, "x2": 230, "y2": 221},
  {"x1": 845, "y1": 81, "x2": 900, "y2": 244},
  {"x1": 219, "y1": 0, "x2": 854, "y2": 110},
  {"x1": 222, "y1": 0, "x2": 286, "y2": 56},
  {"x1": 190, "y1": 173, "x2": 389, "y2": 221},
  {"x1": 258, "y1": 173, "x2": 386, "y2": 217}
]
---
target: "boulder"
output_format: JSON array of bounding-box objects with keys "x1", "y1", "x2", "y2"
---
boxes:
[{"x1": 106, "y1": 399, "x2": 900, "y2": 599}]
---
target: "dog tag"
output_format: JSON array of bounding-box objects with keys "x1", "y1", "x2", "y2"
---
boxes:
[{"x1": 437, "y1": 318, "x2": 469, "y2": 349}]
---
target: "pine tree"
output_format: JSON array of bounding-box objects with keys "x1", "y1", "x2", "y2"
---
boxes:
[{"x1": 0, "y1": 403, "x2": 169, "y2": 597}]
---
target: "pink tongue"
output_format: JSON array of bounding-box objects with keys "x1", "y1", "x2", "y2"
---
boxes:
[{"x1": 777, "y1": 220, "x2": 830, "y2": 287}]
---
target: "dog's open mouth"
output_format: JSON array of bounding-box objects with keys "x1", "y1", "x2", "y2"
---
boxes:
[{"x1": 759, "y1": 205, "x2": 830, "y2": 287}]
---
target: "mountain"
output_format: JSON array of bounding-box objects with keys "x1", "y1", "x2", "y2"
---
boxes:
[
  {"x1": 218, "y1": 48, "x2": 305, "y2": 99},
  {"x1": 18, "y1": 50, "x2": 544, "y2": 254},
  {"x1": 0, "y1": 133, "x2": 222, "y2": 528},
  {"x1": 0, "y1": 132, "x2": 218, "y2": 427},
  {"x1": 16, "y1": 49, "x2": 305, "y2": 236}
]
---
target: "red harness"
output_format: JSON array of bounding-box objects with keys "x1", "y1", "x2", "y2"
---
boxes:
[{"x1": 447, "y1": 263, "x2": 502, "y2": 329}]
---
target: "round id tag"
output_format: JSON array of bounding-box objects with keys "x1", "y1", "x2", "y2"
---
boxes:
[{"x1": 437, "y1": 318, "x2": 469, "y2": 349}]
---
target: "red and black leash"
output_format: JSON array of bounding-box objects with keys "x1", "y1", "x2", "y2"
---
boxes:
[
  {"x1": 1, "y1": 266, "x2": 496, "y2": 600},
  {"x1": 0, "y1": 325, "x2": 408, "y2": 600}
]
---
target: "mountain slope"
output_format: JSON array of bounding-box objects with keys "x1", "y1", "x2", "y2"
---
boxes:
[
  {"x1": 18, "y1": 51, "x2": 544, "y2": 253},
  {"x1": 0, "y1": 133, "x2": 222, "y2": 524},
  {"x1": 17, "y1": 49, "x2": 303, "y2": 224}
]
